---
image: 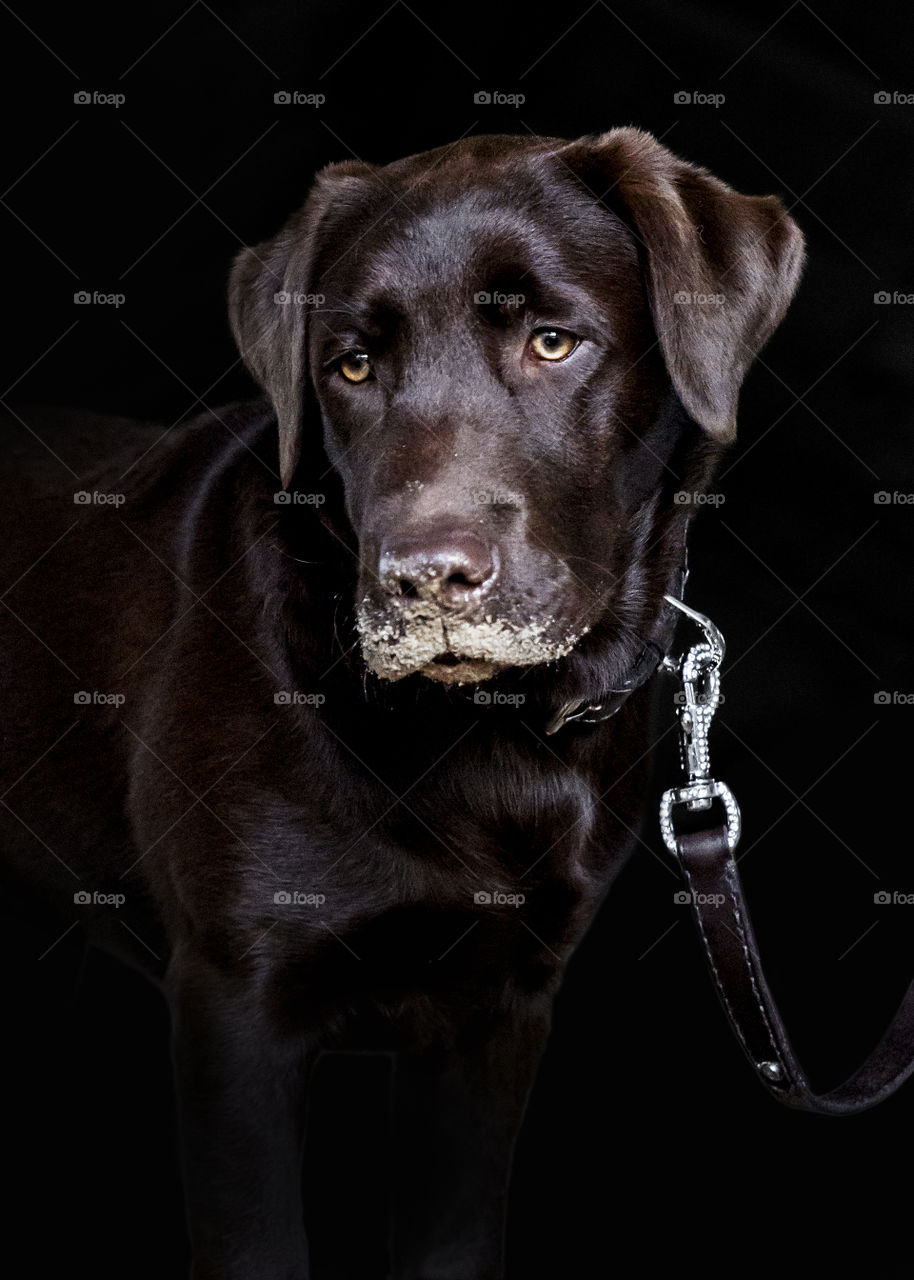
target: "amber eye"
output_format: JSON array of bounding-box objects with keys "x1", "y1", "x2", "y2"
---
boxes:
[
  {"x1": 528, "y1": 328, "x2": 578, "y2": 361},
  {"x1": 339, "y1": 351, "x2": 372, "y2": 383}
]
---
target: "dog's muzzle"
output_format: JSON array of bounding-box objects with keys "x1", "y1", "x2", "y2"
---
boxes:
[{"x1": 358, "y1": 528, "x2": 587, "y2": 683}]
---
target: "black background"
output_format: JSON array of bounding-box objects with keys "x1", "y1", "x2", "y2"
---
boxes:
[{"x1": 3, "y1": 1, "x2": 914, "y2": 1275}]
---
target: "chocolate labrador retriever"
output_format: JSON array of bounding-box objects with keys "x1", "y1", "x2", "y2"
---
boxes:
[{"x1": 1, "y1": 127, "x2": 803, "y2": 1278}]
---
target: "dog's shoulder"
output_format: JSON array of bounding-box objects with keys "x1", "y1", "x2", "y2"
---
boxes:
[
  {"x1": 0, "y1": 397, "x2": 284, "y2": 700},
  {"x1": 2, "y1": 398, "x2": 272, "y2": 498}
]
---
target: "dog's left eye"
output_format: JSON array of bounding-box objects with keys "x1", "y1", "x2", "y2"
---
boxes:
[
  {"x1": 528, "y1": 328, "x2": 578, "y2": 361},
  {"x1": 338, "y1": 352, "x2": 372, "y2": 383}
]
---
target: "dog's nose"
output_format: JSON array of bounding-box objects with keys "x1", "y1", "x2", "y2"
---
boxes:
[{"x1": 379, "y1": 531, "x2": 497, "y2": 604}]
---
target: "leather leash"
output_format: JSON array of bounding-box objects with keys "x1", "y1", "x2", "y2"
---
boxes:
[{"x1": 660, "y1": 596, "x2": 914, "y2": 1114}]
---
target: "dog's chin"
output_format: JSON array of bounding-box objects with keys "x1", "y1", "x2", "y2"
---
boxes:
[{"x1": 416, "y1": 657, "x2": 503, "y2": 685}]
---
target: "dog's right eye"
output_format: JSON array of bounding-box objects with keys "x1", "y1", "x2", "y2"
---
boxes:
[{"x1": 338, "y1": 352, "x2": 372, "y2": 383}]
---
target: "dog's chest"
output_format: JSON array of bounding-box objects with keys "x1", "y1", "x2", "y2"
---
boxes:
[{"x1": 245, "y1": 776, "x2": 604, "y2": 1015}]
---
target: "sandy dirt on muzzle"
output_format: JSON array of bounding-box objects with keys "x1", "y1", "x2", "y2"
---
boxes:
[{"x1": 356, "y1": 599, "x2": 588, "y2": 684}]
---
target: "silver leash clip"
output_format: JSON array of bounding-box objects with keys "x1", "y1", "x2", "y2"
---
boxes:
[{"x1": 659, "y1": 596, "x2": 741, "y2": 854}]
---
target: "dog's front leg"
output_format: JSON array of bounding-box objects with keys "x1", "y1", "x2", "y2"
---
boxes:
[
  {"x1": 390, "y1": 1007, "x2": 551, "y2": 1280},
  {"x1": 168, "y1": 954, "x2": 317, "y2": 1280}
]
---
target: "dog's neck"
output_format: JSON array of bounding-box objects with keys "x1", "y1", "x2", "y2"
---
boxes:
[{"x1": 543, "y1": 537, "x2": 689, "y2": 734}]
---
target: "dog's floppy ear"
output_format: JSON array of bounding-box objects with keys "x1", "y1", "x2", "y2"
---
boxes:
[
  {"x1": 564, "y1": 127, "x2": 805, "y2": 440},
  {"x1": 228, "y1": 161, "x2": 372, "y2": 488}
]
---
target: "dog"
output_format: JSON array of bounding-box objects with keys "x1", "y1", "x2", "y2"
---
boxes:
[{"x1": 1, "y1": 127, "x2": 803, "y2": 1278}]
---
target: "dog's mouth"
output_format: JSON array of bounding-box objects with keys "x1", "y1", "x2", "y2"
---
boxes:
[
  {"x1": 355, "y1": 598, "x2": 588, "y2": 684},
  {"x1": 421, "y1": 652, "x2": 504, "y2": 685}
]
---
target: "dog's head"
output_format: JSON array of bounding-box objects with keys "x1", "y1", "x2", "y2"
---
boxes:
[{"x1": 230, "y1": 129, "x2": 803, "y2": 690}]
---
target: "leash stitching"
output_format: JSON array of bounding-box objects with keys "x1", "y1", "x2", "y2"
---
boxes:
[{"x1": 724, "y1": 862, "x2": 790, "y2": 1083}]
